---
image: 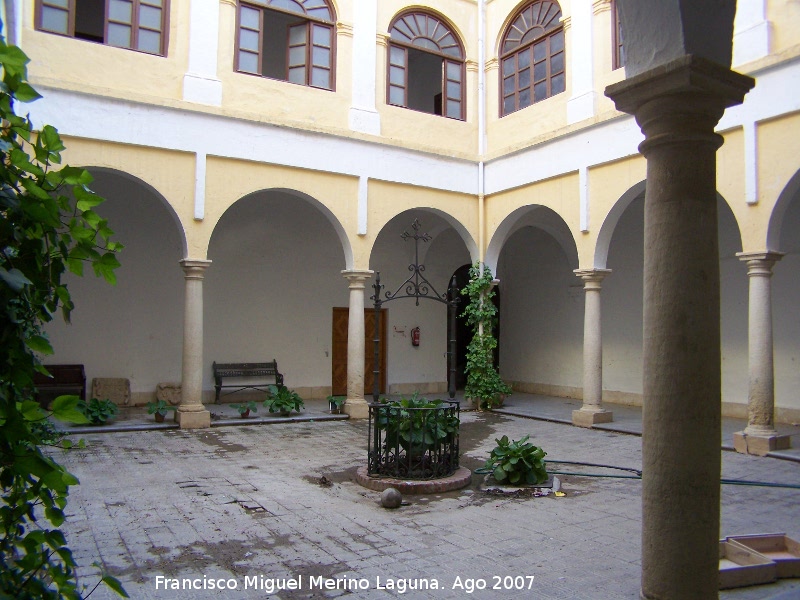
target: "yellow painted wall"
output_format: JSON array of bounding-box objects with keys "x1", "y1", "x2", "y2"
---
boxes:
[
  {"x1": 60, "y1": 136, "x2": 195, "y2": 242},
  {"x1": 486, "y1": 171, "x2": 582, "y2": 256},
  {"x1": 768, "y1": 0, "x2": 800, "y2": 55},
  {"x1": 203, "y1": 157, "x2": 360, "y2": 261}
]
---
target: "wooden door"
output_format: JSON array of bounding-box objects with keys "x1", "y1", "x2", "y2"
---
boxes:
[{"x1": 331, "y1": 308, "x2": 387, "y2": 396}]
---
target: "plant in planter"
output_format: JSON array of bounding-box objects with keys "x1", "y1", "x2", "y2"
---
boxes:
[
  {"x1": 483, "y1": 435, "x2": 548, "y2": 485},
  {"x1": 264, "y1": 385, "x2": 304, "y2": 415},
  {"x1": 376, "y1": 393, "x2": 460, "y2": 458},
  {"x1": 146, "y1": 399, "x2": 177, "y2": 422},
  {"x1": 461, "y1": 263, "x2": 512, "y2": 410},
  {"x1": 230, "y1": 401, "x2": 258, "y2": 418},
  {"x1": 327, "y1": 395, "x2": 346, "y2": 414},
  {"x1": 77, "y1": 398, "x2": 118, "y2": 425}
]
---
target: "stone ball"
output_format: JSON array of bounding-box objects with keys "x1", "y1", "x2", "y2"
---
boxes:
[{"x1": 381, "y1": 487, "x2": 402, "y2": 509}]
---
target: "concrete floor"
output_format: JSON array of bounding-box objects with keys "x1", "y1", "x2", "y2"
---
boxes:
[{"x1": 47, "y1": 394, "x2": 800, "y2": 599}]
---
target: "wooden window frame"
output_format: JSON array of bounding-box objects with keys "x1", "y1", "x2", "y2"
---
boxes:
[
  {"x1": 499, "y1": 1, "x2": 565, "y2": 117},
  {"x1": 611, "y1": 0, "x2": 625, "y2": 71},
  {"x1": 34, "y1": 0, "x2": 169, "y2": 56},
  {"x1": 386, "y1": 10, "x2": 466, "y2": 121},
  {"x1": 235, "y1": 0, "x2": 336, "y2": 92}
]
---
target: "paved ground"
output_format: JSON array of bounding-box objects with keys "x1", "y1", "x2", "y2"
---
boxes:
[{"x1": 48, "y1": 397, "x2": 800, "y2": 599}]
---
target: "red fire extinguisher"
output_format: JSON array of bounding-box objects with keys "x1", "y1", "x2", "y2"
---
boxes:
[{"x1": 411, "y1": 327, "x2": 420, "y2": 347}]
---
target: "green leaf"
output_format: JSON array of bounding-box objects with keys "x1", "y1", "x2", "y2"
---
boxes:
[
  {"x1": 20, "y1": 399, "x2": 47, "y2": 421},
  {"x1": 14, "y1": 82, "x2": 42, "y2": 102},
  {"x1": 102, "y1": 574, "x2": 130, "y2": 598},
  {"x1": 26, "y1": 334, "x2": 54, "y2": 354},
  {"x1": 51, "y1": 395, "x2": 90, "y2": 424},
  {"x1": 493, "y1": 466, "x2": 507, "y2": 482}
]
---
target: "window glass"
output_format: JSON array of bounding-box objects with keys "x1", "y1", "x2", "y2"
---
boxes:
[
  {"x1": 41, "y1": 7, "x2": 69, "y2": 33},
  {"x1": 500, "y1": 1, "x2": 565, "y2": 115},
  {"x1": 311, "y1": 68, "x2": 329, "y2": 88},
  {"x1": 239, "y1": 51, "x2": 259, "y2": 73},
  {"x1": 109, "y1": 0, "x2": 133, "y2": 23},
  {"x1": 241, "y1": 5, "x2": 260, "y2": 29},
  {"x1": 388, "y1": 11, "x2": 465, "y2": 120},
  {"x1": 138, "y1": 29, "x2": 161, "y2": 53},
  {"x1": 139, "y1": 5, "x2": 161, "y2": 29},
  {"x1": 235, "y1": 2, "x2": 334, "y2": 89},
  {"x1": 108, "y1": 23, "x2": 132, "y2": 47}
]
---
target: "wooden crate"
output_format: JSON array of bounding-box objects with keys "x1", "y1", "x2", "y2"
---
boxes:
[
  {"x1": 727, "y1": 534, "x2": 800, "y2": 578},
  {"x1": 719, "y1": 540, "x2": 777, "y2": 589}
]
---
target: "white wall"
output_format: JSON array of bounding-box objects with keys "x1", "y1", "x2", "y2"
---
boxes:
[
  {"x1": 204, "y1": 191, "x2": 348, "y2": 393},
  {"x1": 774, "y1": 194, "x2": 800, "y2": 412},
  {"x1": 369, "y1": 214, "x2": 470, "y2": 390},
  {"x1": 498, "y1": 226, "x2": 584, "y2": 389},
  {"x1": 44, "y1": 171, "x2": 185, "y2": 400}
]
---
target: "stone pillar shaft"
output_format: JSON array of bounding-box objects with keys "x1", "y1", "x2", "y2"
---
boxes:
[
  {"x1": 178, "y1": 259, "x2": 211, "y2": 429},
  {"x1": 342, "y1": 270, "x2": 373, "y2": 418},
  {"x1": 606, "y1": 57, "x2": 754, "y2": 600},
  {"x1": 572, "y1": 269, "x2": 613, "y2": 427},
  {"x1": 733, "y1": 252, "x2": 791, "y2": 455}
]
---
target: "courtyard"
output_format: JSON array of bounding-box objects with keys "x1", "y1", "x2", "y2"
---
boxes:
[{"x1": 50, "y1": 396, "x2": 800, "y2": 599}]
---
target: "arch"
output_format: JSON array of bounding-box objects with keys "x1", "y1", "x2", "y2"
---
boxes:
[
  {"x1": 83, "y1": 167, "x2": 188, "y2": 258},
  {"x1": 212, "y1": 187, "x2": 353, "y2": 269},
  {"x1": 498, "y1": 0, "x2": 565, "y2": 115},
  {"x1": 594, "y1": 180, "x2": 646, "y2": 269},
  {"x1": 767, "y1": 168, "x2": 800, "y2": 252},
  {"x1": 485, "y1": 204, "x2": 579, "y2": 273},
  {"x1": 259, "y1": 0, "x2": 334, "y2": 21},
  {"x1": 389, "y1": 10, "x2": 464, "y2": 58},
  {"x1": 596, "y1": 181, "x2": 744, "y2": 269},
  {"x1": 369, "y1": 207, "x2": 478, "y2": 269}
]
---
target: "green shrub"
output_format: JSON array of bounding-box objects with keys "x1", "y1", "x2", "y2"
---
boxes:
[
  {"x1": 78, "y1": 398, "x2": 118, "y2": 425},
  {"x1": 484, "y1": 435, "x2": 548, "y2": 485},
  {"x1": 376, "y1": 393, "x2": 459, "y2": 456},
  {"x1": 264, "y1": 385, "x2": 304, "y2": 413}
]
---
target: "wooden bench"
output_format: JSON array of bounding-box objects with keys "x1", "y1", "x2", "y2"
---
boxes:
[
  {"x1": 212, "y1": 361, "x2": 284, "y2": 403},
  {"x1": 33, "y1": 364, "x2": 86, "y2": 409}
]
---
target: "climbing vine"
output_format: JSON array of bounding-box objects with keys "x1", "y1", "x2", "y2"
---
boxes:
[
  {"x1": 0, "y1": 26, "x2": 126, "y2": 598},
  {"x1": 460, "y1": 263, "x2": 511, "y2": 409}
]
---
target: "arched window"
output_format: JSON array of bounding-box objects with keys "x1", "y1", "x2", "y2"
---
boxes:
[
  {"x1": 500, "y1": 1, "x2": 564, "y2": 116},
  {"x1": 387, "y1": 11, "x2": 465, "y2": 120},
  {"x1": 35, "y1": 0, "x2": 169, "y2": 55},
  {"x1": 236, "y1": 0, "x2": 335, "y2": 90}
]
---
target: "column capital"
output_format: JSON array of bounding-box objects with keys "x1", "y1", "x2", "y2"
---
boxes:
[
  {"x1": 342, "y1": 269, "x2": 374, "y2": 285},
  {"x1": 180, "y1": 259, "x2": 212, "y2": 279},
  {"x1": 605, "y1": 56, "x2": 755, "y2": 155},
  {"x1": 736, "y1": 251, "x2": 785, "y2": 274},
  {"x1": 574, "y1": 268, "x2": 611, "y2": 288}
]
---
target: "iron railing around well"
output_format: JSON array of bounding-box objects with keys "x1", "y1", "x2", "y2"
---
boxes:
[{"x1": 367, "y1": 400, "x2": 460, "y2": 480}]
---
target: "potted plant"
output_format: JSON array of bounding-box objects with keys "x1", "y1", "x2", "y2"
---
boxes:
[
  {"x1": 264, "y1": 385, "x2": 304, "y2": 416},
  {"x1": 77, "y1": 398, "x2": 118, "y2": 425},
  {"x1": 483, "y1": 435, "x2": 548, "y2": 485},
  {"x1": 376, "y1": 393, "x2": 459, "y2": 459},
  {"x1": 461, "y1": 263, "x2": 512, "y2": 410},
  {"x1": 327, "y1": 395, "x2": 346, "y2": 414},
  {"x1": 146, "y1": 399, "x2": 177, "y2": 423},
  {"x1": 230, "y1": 401, "x2": 258, "y2": 418}
]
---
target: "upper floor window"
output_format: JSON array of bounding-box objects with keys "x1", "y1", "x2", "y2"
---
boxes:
[
  {"x1": 611, "y1": 0, "x2": 625, "y2": 70},
  {"x1": 236, "y1": 0, "x2": 335, "y2": 91},
  {"x1": 35, "y1": 0, "x2": 168, "y2": 55},
  {"x1": 500, "y1": 1, "x2": 564, "y2": 116},
  {"x1": 387, "y1": 11, "x2": 465, "y2": 120}
]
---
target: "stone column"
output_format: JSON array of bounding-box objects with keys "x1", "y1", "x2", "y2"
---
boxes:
[
  {"x1": 606, "y1": 57, "x2": 754, "y2": 600},
  {"x1": 733, "y1": 251, "x2": 791, "y2": 456},
  {"x1": 177, "y1": 259, "x2": 212, "y2": 429},
  {"x1": 572, "y1": 269, "x2": 613, "y2": 427},
  {"x1": 342, "y1": 270, "x2": 373, "y2": 418}
]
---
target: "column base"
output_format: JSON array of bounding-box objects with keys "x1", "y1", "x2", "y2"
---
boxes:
[
  {"x1": 733, "y1": 430, "x2": 792, "y2": 456},
  {"x1": 176, "y1": 408, "x2": 211, "y2": 429},
  {"x1": 572, "y1": 408, "x2": 614, "y2": 428},
  {"x1": 345, "y1": 398, "x2": 370, "y2": 419}
]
